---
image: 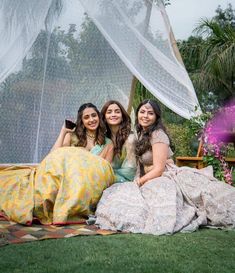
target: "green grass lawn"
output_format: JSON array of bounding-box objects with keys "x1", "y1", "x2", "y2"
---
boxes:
[{"x1": 1, "y1": 229, "x2": 235, "y2": 273}]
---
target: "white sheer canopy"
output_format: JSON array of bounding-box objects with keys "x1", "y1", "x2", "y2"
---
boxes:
[{"x1": 0, "y1": 0, "x2": 201, "y2": 163}]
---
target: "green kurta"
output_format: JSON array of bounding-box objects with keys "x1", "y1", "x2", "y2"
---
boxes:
[{"x1": 112, "y1": 133, "x2": 137, "y2": 183}]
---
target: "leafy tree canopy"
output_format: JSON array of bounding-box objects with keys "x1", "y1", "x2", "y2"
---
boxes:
[{"x1": 178, "y1": 3, "x2": 235, "y2": 111}]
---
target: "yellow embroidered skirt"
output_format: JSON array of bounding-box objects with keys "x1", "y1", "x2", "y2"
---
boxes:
[
  {"x1": 0, "y1": 165, "x2": 36, "y2": 225},
  {"x1": 0, "y1": 147, "x2": 115, "y2": 225}
]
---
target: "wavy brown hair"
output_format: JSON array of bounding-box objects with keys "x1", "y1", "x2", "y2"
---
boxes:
[
  {"x1": 101, "y1": 100, "x2": 131, "y2": 156},
  {"x1": 74, "y1": 103, "x2": 106, "y2": 147},
  {"x1": 135, "y1": 99, "x2": 172, "y2": 157}
]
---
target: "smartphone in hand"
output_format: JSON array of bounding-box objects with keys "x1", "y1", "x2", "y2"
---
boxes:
[{"x1": 65, "y1": 119, "x2": 76, "y2": 129}]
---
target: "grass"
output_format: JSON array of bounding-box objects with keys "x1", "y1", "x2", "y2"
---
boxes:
[{"x1": 1, "y1": 229, "x2": 235, "y2": 273}]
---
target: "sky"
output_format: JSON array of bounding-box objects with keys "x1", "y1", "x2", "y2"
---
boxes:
[
  {"x1": 58, "y1": 0, "x2": 232, "y2": 41},
  {"x1": 166, "y1": 0, "x2": 231, "y2": 40}
]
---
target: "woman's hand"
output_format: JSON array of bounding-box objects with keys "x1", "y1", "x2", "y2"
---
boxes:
[
  {"x1": 100, "y1": 143, "x2": 114, "y2": 163},
  {"x1": 50, "y1": 124, "x2": 75, "y2": 152},
  {"x1": 61, "y1": 124, "x2": 76, "y2": 135},
  {"x1": 134, "y1": 177, "x2": 145, "y2": 187}
]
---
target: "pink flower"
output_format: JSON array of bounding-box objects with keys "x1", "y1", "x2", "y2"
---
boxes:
[{"x1": 202, "y1": 111, "x2": 233, "y2": 184}]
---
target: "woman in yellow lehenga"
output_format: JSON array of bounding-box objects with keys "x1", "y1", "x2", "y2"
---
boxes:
[{"x1": 0, "y1": 103, "x2": 115, "y2": 225}]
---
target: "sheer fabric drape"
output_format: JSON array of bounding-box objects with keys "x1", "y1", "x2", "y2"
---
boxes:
[{"x1": 0, "y1": 0, "x2": 201, "y2": 163}]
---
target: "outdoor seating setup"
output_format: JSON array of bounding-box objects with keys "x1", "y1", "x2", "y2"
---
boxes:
[
  {"x1": 176, "y1": 140, "x2": 205, "y2": 169},
  {"x1": 176, "y1": 137, "x2": 235, "y2": 169}
]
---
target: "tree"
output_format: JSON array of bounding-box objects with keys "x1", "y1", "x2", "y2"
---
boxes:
[
  {"x1": 214, "y1": 3, "x2": 235, "y2": 27},
  {"x1": 178, "y1": 3, "x2": 235, "y2": 111},
  {"x1": 0, "y1": 25, "x2": 74, "y2": 162},
  {"x1": 194, "y1": 19, "x2": 235, "y2": 99}
]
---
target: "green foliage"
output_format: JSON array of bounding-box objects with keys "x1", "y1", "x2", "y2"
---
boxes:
[
  {"x1": 178, "y1": 3, "x2": 235, "y2": 111},
  {"x1": 227, "y1": 143, "x2": 235, "y2": 157},
  {"x1": 177, "y1": 36, "x2": 204, "y2": 73},
  {"x1": 133, "y1": 81, "x2": 192, "y2": 158},
  {"x1": 233, "y1": 170, "x2": 235, "y2": 185},
  {"x1": 204, "y1": 155, "x2": 235, "y2": 185},
  {"x1": 133, "y1": 81, "x2": 185, "y2": 124},
  {"x1": 214, "y1": 3, "x2": 235, "y2": 27},
  {"x1": 133, "y1": 81, "x2": 155, "y2": 108},
  {"x1": 203, "y1": 155, "x2": 224, "y2": 181},
  {"x1": 167, "y1": 123, "x2": 192, "y2": 158},
  {"x1": 162, "y1": 0, "x2": 171, "y2": 6},
  {"x1": 184, "y1": 111, "x2": 212, "y2": 140},
  {"x1": 202, "y1": 147, "x2": 234, "y2": 184}
]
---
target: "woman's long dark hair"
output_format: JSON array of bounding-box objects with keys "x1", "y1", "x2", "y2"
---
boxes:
[
  {"x1": 101, "y1": 100, "x2": 131, "y2": 156},
  {"x1": 135, "y1": 99, "x2": 171, "y2": 157},
  {"x1": 74, "y1": 103, "x2": 106, "y2": 147}
]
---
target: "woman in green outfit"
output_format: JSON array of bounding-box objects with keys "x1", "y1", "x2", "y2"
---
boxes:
[{"x1": 101, "y1": 100, "x2": 137, "y2": 183}]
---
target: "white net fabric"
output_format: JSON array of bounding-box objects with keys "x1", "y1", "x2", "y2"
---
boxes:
[
  {"x1": 80, "y1": 0, "x2": 201, "y2": 117},
  {"x1": 0, "y1": 0, "x2": 201, "y2": 163}
]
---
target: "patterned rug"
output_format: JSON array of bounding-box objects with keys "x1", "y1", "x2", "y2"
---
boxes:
[{"x1": 0, "y1": 218, "x2": 117, "y2": 247}]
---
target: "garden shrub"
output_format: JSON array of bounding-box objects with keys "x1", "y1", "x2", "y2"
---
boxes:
[{"x1": 166, "y1": 123, "x2": 192, "y2": 159}]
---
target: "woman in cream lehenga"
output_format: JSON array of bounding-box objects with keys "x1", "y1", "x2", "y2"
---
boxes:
[
  {"x1": 95, "y1": 99, "x2": 235, "y2": 235},
  {"x1": 0, "y1": 103, "x2": 114, "y2": 225}
]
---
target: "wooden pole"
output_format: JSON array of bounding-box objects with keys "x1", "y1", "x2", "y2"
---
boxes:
[
  {"x1": 127, "y1": 76, "x2": 138, "y2": 114},
  {"x1": 127, "y1": 0, "x2": 153, "y2": 114},
  {"x1": 159, "y1": 3, "x2": 185, "y2": 67},
  {"x1": 127, "y1": 1, "x2": 186, "y2": 114},
  {"x1": 169, "y1": 26, "x2": 185, "y2": 67}
]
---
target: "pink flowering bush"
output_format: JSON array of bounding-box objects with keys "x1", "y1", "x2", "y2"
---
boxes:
[
  {"x1": 202, "y1": 122, "x2": 233, "y2": 184},
  {"x1": 201, "y1": 103, "x2": 235, "y2": 185}
]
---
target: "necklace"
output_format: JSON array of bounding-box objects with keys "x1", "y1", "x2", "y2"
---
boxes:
[{"x1": 86, "y1": 132, "x2": 96, "y2": 139}]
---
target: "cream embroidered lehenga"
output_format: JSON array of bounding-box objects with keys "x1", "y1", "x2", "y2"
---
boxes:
[{"x1": 95, "y1": 130, "x2": 235, "y2": 235}]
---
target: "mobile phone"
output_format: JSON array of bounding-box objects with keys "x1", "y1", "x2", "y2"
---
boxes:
[{"x1": 65, "y1": 119, "x2": 76, "y2": 129}]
